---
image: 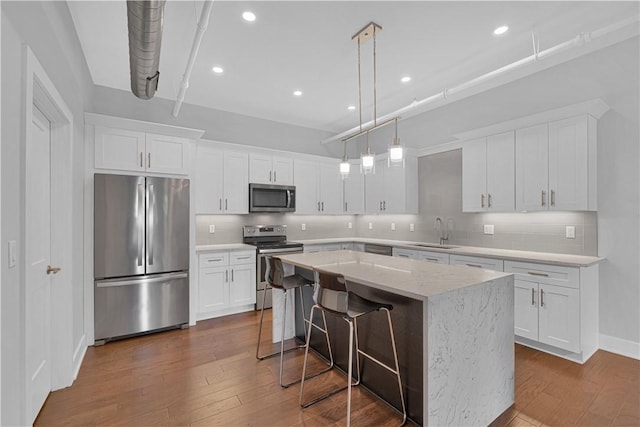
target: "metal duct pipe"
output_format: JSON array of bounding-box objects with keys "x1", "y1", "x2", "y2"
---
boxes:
[{"x1": 127, "y1": 0, "x2": 166, "y2": 100}]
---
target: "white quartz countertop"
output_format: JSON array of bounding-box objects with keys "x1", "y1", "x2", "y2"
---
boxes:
[
  {"x1": 277, "y1": 250, "x2": 511, "y2": 301},
  {"x1": 195, "y1": 243, "x2": 255, "y2": 252},
  {"x1": 295, "y1": 238, "x2": 603, "y2": 267}
]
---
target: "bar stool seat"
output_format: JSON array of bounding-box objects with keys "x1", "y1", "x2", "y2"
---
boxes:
[
  {"x1": 256, "y1": 256, "x2": 333, "y2": 388},
  {"x1": 299, "y1": 268, "x2": 407, "y2": 426}
]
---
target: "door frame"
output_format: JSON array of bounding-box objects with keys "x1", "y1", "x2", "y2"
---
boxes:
[{"x1": 22, "y1": 45, "x2": 74, "y2": 417}]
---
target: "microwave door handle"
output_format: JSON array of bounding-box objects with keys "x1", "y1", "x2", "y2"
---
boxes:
[{"x1": 286, "y1": 190, "x2": 291, "y2": 208}]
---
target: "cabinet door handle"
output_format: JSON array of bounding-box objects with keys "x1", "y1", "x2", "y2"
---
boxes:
[
  {"x1": 148, "y1": 152, "x2": 151, "y2": 169},
  {"x1": 398, "y1": 254, "x2": 409, "y2": 258},
  {"x1": 345, "y1": 201, "x2": 348, "y2": 212},
  {"x1": 540, "y1": 289, "x2": 545, "y2": 307},
  {"x1": 236, "y1": 256, "x2": 251, "y2": 260},
  {"x1": 273, "y1": 171, "x2": 277, "y2": 182},
  {"x1": 541, "y1": 190, "x2": 546, "y2": 207},
  {"x1": 383, "y1": 200, "x2": 386, "y2": 211},
  {"x1": 481, "y1": 194, "x2": 485, "y2": 208},
  {"x1": 140, "y1": 152, "x2": 143, "y2": 168},
  {"x1": 425, "y1": 257, "x2": 439, "y2": 262},
  {"x1": 466, "y1": 263, "x2": 482, "y2": 268},
  {"x1": 317, "y1": 201, "x2": 321, "y2": 212},
  {"x1": 531, "y1": 288, "x2": 536, "y2": 306},
  {"x1": 550, "y1": 189, "x2": 555, "y2": 207},
  {"x1": 269, "y1": 170, "x2": 273, "y2": 182},
  {"x1": 231, "y1": 269, "x2": 234, "y2": 282},
  {"x1": 225, "y1": 270, "x2": 229, "y2": 282},
  {"x1": 527, "y1": 271, "x2": 549, "y2": 277},
  {"x1": 488, "y1": 193, "x2": 492, "y2": 208},
  {"x1": 219, "y1": 198, "x2": 222, "y2": 211},
  {"x1": 321, "y1": 201, "x2": 324, "y2": 211},
  {"x1": 225, "y1": 198, "x2": 228, "y2": 210},
  {"x1": 207, "y1": 258, "x2": 223, "y2": 263}
]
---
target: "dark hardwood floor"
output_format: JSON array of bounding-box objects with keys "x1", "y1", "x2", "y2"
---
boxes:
[{"x1": 35, "y1": 311, "x2": 639, "y2": 426}]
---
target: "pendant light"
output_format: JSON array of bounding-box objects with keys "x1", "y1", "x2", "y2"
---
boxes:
[
  {"x1": 339, "y1": 140, "x2": 350, "y2": 179},
  {"x1": 388, "y1": 118, "x2": 405, "y2": 167}
]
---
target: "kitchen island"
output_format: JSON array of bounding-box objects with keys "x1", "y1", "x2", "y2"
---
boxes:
[{"x1": 277, "y1": 250, "x2": 514, "y2": 427}]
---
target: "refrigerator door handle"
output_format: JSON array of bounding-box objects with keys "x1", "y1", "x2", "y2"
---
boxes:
[
  {"x1": 137, "y1": 183, "x2": 144, "y2": 266},
  {"x1": 96, "y1": 272, "x2": 189, "y2": 288},
  {"x1": 148, "y1": 183, "x2": 154, "y2": 265}
]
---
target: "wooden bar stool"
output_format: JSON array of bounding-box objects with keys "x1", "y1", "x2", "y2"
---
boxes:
[
  {"x1": 299, "y1": 268, "x2": 407, "y2": 426},
  {"x1": 256, "y1": 256, "x2": 333, "y2": 388}
]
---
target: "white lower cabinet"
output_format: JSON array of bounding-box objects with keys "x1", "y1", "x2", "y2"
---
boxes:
[
  {"x1": 392, "y1": 248, "x2": 418, "y2": 259},
  {"x1": 417, "y1": 250, "x2": 450, "y2": 264},
  {"x1": 506, "y1": 260, "x2": 598, "y2": 361},
  {"x1": 449, "y1": 254, "x2": 504, "y2": 271},
  {"x1": 304, "y1": 243, "x2": 342, "y2": 253},
  {"x1": 197, "y1": 250, "x2": 256, "y2": 320}
]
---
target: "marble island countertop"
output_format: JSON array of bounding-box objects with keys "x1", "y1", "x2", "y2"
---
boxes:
[
  {"x1": 277, "y1": 250, "x2": 511, "y2": 300},
  {"x1": 296, "y1": 237, "x2": 604, "y2": 267}
]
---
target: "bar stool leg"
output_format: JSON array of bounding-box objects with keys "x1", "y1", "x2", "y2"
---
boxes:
[
  {"x1": 384, "y1": 308, "x2": 407, "y2": 425},
  {"x1": 278, "y1": 288, "x2": 289, "y2": 387},
  {"x1": 256, "y1": 283, "x2": 271, "y2": 360},
  {"x1": 352, "y1": 318, "x2": 362, "y2": 386},
  {"x1": 346, "y1": 319, "x2": 354, "y2": 427}
]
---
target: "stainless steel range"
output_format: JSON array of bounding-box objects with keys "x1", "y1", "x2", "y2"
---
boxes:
[{"x1": 243, "y1": 225, "x2": 303, "y2": 309}]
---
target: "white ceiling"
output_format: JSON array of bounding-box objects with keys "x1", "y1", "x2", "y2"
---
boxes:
[{"x1": 68, "y1": 1, "x2": 637, "y2": 136}]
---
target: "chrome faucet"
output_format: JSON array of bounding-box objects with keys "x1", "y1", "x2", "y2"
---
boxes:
[{"x1": 435, "y1": 217, "x2": 451, "y2": 245}]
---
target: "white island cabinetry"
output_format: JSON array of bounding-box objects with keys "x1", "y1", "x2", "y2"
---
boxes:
[{"x1": 197, "y1": 249, "x2": 256, "y2": 321}]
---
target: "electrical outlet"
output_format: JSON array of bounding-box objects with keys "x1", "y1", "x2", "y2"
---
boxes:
[
  {"x1": 484, "y1": 224, "x2": 494, "y2": 235},
  {"x1": 209, "y1": 224, "x2": 215, "y2": 234},
  {"x1": 301, "y1": 223, "x2": 306, "y2": 231},
  {"x1": 391, "y1": 223, "x2": 396, "y2": 231},
  {"x1": 348, "y1": 222, "x2": 352, "y2": 229},
  {"x1": 566, "y1": 226, "x2": 576, "y2": 239},
  {"x1": 409, "y1": 223, "x2": 415, "y2": 232},
  {"x1": 368, "y1": 222, "x2": 373, "y2": 230}
]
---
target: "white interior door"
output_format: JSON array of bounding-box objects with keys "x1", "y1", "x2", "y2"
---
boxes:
[{"x1": 25, "y1": 105, "x2": 52, "y2": 423}]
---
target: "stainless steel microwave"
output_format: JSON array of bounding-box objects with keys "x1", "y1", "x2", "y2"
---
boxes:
[{"x1": 249, "y1": 183, "x2": 296, "y2": 212}]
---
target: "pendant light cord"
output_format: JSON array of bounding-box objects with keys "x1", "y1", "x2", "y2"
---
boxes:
[
  {"x1": 357, "y1": 38, "x2": 363, "y2": 134},
  {"x1": 373, "y1": 25, "x2": 377, "y2": 127}
]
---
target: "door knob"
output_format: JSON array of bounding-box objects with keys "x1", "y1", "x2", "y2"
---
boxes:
[{"x1": 46, "y1": 265, "x2": 61, "y2": 275}]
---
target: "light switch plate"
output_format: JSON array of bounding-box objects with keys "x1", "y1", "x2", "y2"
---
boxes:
[
  {"x1": 409, "y1": 224, "x2": 415, "y2": 232},
  {"x1": 368, "y1": 222, "x2": 373, "y2": 230},
  {"x1": 8, "y1": 240, "x2": 17, "y2": 268},
  {"x1": 391, "y1": 223, "x2": 396, "y2": 231},
  {"x1": 484, "y1": 224, "x2": 495, "y2": 235},
  {"x1": 209, "y1": 225, "x2": 215, "y2": 234},
  {"x1": 566, "y1": 226, "x2": 576, "y2": 239},
  {"x1": 348, "y1": 222, "x2": 352, "y2": 229},
  {"x1": 301, "y1": 223, "x2": 306, "y2": 231}
]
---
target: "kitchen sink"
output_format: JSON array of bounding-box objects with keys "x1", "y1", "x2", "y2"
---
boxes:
[{"x1": 410, "y1": 243, "x2": 459, "y2": 250}]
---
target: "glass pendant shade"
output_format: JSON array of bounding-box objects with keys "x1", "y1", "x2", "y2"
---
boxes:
[
  {"x1": 339, "y1": 160, "x2": 350, "y2": 179},
  {"x1": 389, "y1": 145, "x2": 404, "y2": 162},
  {"x1": 361, "y1": 152, "x2": 375, "y2": 174}
]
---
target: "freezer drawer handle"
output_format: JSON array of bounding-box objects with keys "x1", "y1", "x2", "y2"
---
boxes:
[{"x1": 96, "y1": 273, "x2": 188, "y2": 287}]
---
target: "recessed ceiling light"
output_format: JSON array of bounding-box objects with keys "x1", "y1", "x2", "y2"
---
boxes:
[
  {"x1": 401, "y1": 76, "x2": 411, "y2": 83},
  {"x1": 347, "y1": 105, "x2": 356, "y2": 111},
  {"x1": 494, "y1": 25, "x2": 509, "y2": 35},
  {"x1": 212, "y1": 66, "x2": 224, "y2": 74},
  {"x1": 293, "y1": 90, "x2": 302, "y2": 97},
  {"x1": 242, "y1": 11, "x2": 256, "y2": 22}
]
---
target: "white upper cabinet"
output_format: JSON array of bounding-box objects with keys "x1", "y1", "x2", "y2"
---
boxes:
[
  {"x1": 195, "y1": 146, "x2": 248, "y2": 214},
  {"x1": 365, "y1": 154, "x2": 418, "y2": 214},
  {"x1": 342, "y1": 161, "x2": 365, "y2": 214},
  {"x1": 94, "y1": 126, "x2": 190, "y2": 175},
  {"x1": 249, "y1": 153, "x2": 293, "y2": 185},
  {"x1": 462, "y1": 131, "x2": 515, "y2": 212},
  {"x1": 293, "y1": 159, "x2": 341, "y2": 214},
  {"x1": 516, "y1": 115, "x2": 596, "y2": 211}
]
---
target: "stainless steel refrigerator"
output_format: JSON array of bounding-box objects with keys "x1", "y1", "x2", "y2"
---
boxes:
[{"x1": 94, "y1": 174, "x2": 190, "y2": 343}]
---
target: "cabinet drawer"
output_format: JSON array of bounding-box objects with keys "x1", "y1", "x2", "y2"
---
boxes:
[
  {"x1": 505, "y1": 261, "x2": 579, "y2": 289},
  {"x1": 323, "y1": 243, "x2": 342, "y2": 252},
  {"x1": 229, "y1": 250, "x2": 255, "y2": 266},
  {"x1": 449, "y1": 254, "x2": 504, "y2": 271},
  {"x1": 392, "y1": 248, "x2": 418, "y2": 259},
  {"x1": 199, "y1": 252, "x2": 229, "y2": 267},
  {"x1": 417, "y1": 250, "x2": 450, "y2": 264}
]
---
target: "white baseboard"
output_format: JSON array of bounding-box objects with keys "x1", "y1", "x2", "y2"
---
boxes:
[
  {"x1": 599, "y1": 334, "x2": 640, "y2": 360},
  {"x1": 72, "y1": 334, "x2": 87, "y2": 380}
]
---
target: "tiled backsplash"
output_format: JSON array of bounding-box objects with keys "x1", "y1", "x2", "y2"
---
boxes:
[{"x1": 196, "y1": 149, "x2": 597, "y2": 256}]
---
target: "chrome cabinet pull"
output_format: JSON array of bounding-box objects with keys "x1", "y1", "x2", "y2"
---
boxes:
[
  {"x1": 540, "y1": 289, "x2": 545, "y2": 307},
  {"x1": 225, "y1": 270, "x2": 228, "y2": 282},
  {"x1": 541, "y1": 190, "x2": 546, "y2": 207},
  {"x1": 550, "y1": 189, "x2": 555, "y2": 207},
  {"x1": 531, "y1": 288, "x2": 535, "y2": 305},
  {"x1": 225, "y1": 198, "x2": 228, "y2": 210},
  {"x1": 231, "y1": 269, "x2": 234, "y2": 282},
  {"x1": 481, "y1": 194, "x2": 485, "y2": 208},
  {"x1": 46, "y1": 265, "x2": 61, "y2": 275},
  {"x1": 344, "y1": 201, "x2": 347, "y2": 212},
  {"x1": 321, "y1": 201, "x2": 324, "y2": 211},
  {"x1": 208, "y1": 258, "x2": 223, "y2": 262},
  {"x1": 269, "y1": 170, "x2": 273, "y2": 182},
  {"x1": 466, "y1": 263, "x2": 482, "y2": 268},
  {"x1": 273, "y1": 171, "x2": 277, "y2": 182},
  {"x1": 236, "y1": 256, "x2": 251, "y2": 260},
  {"x1": 527, "y1": 271, "x2": 549, "y2": 277},
  {"x1": 488, "y1": 193, "x2": 492, "y2": 208},
  {"x1": 219, "y1": 198, "x2": 222, "y2": 211},
  {"x1": 425, "y1": 258, "x2": 439, "y2": 262},
  {"x1": 317, "y1": 201, "x2": 321, "y2": 212},
  {"x1": 148, "y1": 152, "x2": 151, "y2": 169},
  {"x1": 140, "y1": 152, "x2": 143, "y2": 168},
  {"x1": 383, "y1": 200, "x2": 386, "y2": 211}
]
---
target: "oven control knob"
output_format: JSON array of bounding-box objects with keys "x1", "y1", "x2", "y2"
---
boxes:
[{"x1": 246, "y1": 227, "x2": 255, "y2": 234}]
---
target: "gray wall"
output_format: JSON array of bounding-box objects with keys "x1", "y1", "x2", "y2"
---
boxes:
[
  {"x1": 92, "y1": 85, "x2": 339, "y2": 158},
  {"x1": 1, "y1": 2, "x2": 92, "y2": 424}
]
